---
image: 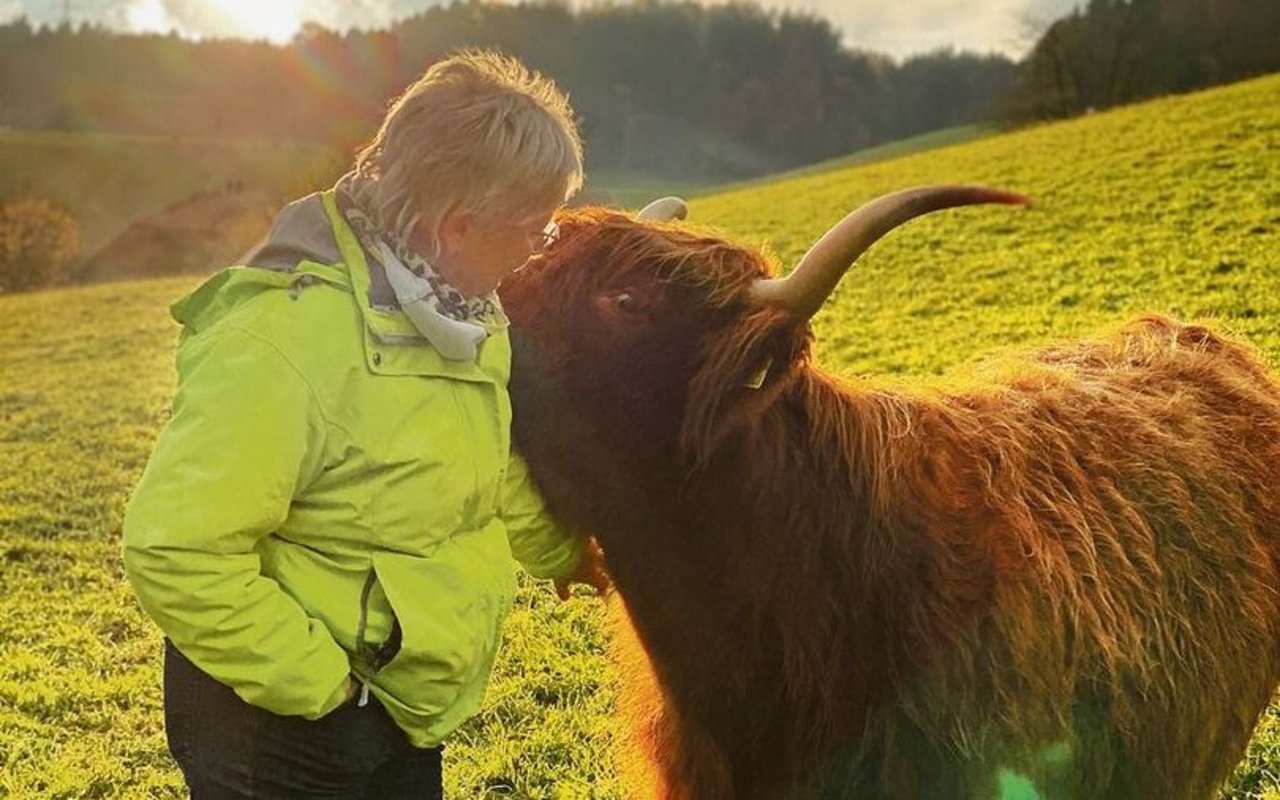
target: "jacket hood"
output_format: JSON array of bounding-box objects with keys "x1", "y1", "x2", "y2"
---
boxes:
[
  {"x1": 172, "y1": 189, "x2": 398, "y2": 334},
  {"x1": 239, "y1": 192, "x2": 343, "y2": 274}
]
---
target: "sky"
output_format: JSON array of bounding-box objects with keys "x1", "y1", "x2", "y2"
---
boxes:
[{"x1": 2, "y1": 0, "x2": 1083, "y2": 60}]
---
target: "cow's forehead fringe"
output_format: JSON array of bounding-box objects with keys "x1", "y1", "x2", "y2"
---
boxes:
[{"x1": 554, "y1": 207, "x2": 779, "y2": 308}]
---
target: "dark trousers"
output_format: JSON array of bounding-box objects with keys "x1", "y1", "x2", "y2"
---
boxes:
[{"x1": 163, "y1": 639, "x2": 443, "y2": 799}]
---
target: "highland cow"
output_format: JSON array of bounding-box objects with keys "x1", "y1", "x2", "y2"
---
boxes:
[{"x1": 498, "y1": 187, "x2": 1280, "y2": 799}]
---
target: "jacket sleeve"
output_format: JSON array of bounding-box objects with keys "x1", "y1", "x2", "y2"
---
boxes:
[
  {"x1": 122, "y1": 325, "x2": 351, "y2": 719},
  {"x1": 500, "y1": 449, "x2": 583, "y2": 579}
]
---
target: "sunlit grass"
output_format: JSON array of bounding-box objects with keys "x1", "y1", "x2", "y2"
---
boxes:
[{"x1": 1, "y1": 73, "x2": 1277, "y2": 798}]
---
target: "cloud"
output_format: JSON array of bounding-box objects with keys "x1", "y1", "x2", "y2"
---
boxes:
[
  {"x1": 10, "y1": 0, "x2": 1084, "y2": 57},
  {"x1": 745, "y1": 0, "x2": 1083, "y2": 58},
  {"x1": 302, "y1": 0, "x2": 443, "y2": 32},
  {"x1": 108, "y1": 0, "x2": 235, "y2": 38}
]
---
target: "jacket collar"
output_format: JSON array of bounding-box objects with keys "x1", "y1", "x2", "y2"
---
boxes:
[
  {"x1": 320, "y1": 190, "x2": 509, "y2": 385},
  {"x1": 172, "y1": 190, "x2": 510, "y2": 386}
]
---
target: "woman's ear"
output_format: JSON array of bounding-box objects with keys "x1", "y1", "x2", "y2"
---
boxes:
[{"x1": 432, "y1": 204, "x2": 477, "y2": 256}]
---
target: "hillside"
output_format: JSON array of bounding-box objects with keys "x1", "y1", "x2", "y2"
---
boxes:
[
  {"x1": 691, "y1": 73, "x2": 1279, "y2": 376},
  {"x1": 1, "y1": 74, "x2": 1277, "y2": 798},
  {"x1": 0, "y1": 130, "x2": 343, "y2": 272}
]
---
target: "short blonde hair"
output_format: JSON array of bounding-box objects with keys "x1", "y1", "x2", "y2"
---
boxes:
[{"x1": 352, "y1": 49, "x2": 584, "y2": 244}]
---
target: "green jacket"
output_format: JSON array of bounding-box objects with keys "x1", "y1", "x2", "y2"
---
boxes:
[{"x1": 123, "y1": 189, "x2": 582, "y2": 747}]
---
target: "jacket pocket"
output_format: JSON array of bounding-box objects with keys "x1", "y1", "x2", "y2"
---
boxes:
[
  {"x1": 354, "y1": 568, "x2": 400, "y2": 673},
  {"x1": 366, "y1": 528, "x2": 517, "y2": 730}
]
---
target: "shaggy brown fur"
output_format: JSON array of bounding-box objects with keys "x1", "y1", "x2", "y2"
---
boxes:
[{"x1": 499, "y1": 208, "x2": 1280, "y2": 800}]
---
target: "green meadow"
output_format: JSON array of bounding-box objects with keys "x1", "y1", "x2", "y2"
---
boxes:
[{"x1": 1, "y1": 73, "x2": 1278, "y2": 798}]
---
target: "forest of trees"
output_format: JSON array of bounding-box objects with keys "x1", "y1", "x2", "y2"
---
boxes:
[
  {"x1": 0, "y1": 0, "x2": 1275, "y2": 177},
  {"x1": 0, "y1": 2, "x2": 1017, "y2": 178},
  {"x1": 0, "y1": 0, "x2": 1274, "y2": 292},
  {"x1": 1003, "y1": 0, "x2": 1280, "y2": 120}
]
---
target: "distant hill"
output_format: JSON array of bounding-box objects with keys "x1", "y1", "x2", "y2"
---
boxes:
[
  {"x1": 697, "y1": 124, "x2": 995, "y2": 200},
  {"x1": 690, "y1": 73, "x2": 1280, "y2": 375},
  {"x1": 0, "y1": 130, "x2": 343, "y2": 267},
  {"x1": 0, "y1": 123, "x2": 995, "y2": 287},
  {"x1": 76, "y1": 188, "x2": 277, "y2": 283}
]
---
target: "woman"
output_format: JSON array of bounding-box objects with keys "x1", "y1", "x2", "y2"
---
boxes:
[{"x1": 123, "y1": 50, "x2": 606, "y2": 798}]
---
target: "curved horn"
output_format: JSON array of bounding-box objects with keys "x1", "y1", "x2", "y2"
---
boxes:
[
  {"x1": 637, "y1": 196, "x2": 689, "y2": 222},
  {"x1": 750, "y1": 185, "x2": 1032, "y2": 318}
]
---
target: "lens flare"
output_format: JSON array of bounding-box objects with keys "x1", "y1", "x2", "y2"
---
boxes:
[{"x1": 204, "y1": 0, "x2": 304, "y2": 44}]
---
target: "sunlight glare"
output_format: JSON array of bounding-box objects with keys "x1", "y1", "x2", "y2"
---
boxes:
[
  {"x1": 205, "y1": 0, "x2": 304, "y2": 44},
  {"x1": 125, "y1": 0, "x2": 171, "y2": 33}
]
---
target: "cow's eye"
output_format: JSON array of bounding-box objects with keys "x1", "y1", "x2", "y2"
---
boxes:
[{"x1": 593, "y1": 288, "x2": 652, "y2": 322}]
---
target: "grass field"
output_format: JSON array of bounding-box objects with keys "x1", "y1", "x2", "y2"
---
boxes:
[
  {"x1": 704, "y1": 123, "x2": 995, "y2": 198},
  {"x1": 1, "y1": 73, "x2": 1278, "y2": 798},
  {"x1": 588, "y1": 124, "x2": 993, "y2": 209}
]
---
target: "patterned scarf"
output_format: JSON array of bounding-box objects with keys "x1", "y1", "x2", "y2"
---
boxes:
[{"x1": 334, "y1": 172, "x2": 503, "y2": 327}]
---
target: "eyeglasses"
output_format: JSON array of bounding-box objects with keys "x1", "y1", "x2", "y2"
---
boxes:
[{"x1": 530, "y1": 220, "x2": 560, "y2": 254}]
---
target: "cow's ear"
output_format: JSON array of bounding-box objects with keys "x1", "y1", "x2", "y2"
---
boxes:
[{"x1": 679, "y1": 309, "x2": 809, "y2": 467}]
